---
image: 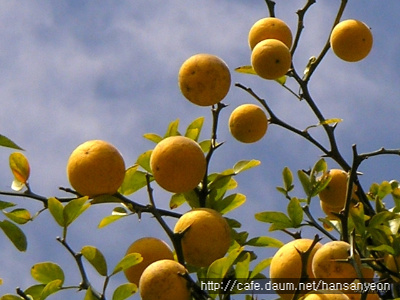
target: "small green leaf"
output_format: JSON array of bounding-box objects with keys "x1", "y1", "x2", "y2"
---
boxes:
[
  {"x1": 40, "y1": 279, "x2": 62, "y2": 300},
  {"x1": 143, "y1": 133, "x2": 163, "y2": 144},
  {"x1": 274, "y1": 75, "x2": 287, "y2": 85},
  {"x1": 9, "y1": 152, "x2": 30, "y2": 186},
  {"x1": 207, "y1": 246, "x2": 243, "y2": 279},
  {"x1": 199, "y1": 139, "x2": 211, "y2": 153},
  {"x1": 169, "y1": 193, "x2": 186, "y2": 209},
  {"x1": 81, "y1": 246, "x2": 108, "y2": 276},
  {"x1": 249, "y1": 258, "x2": 272, "y2": 279},
  {"x1": 47, "y1": 198, "x2": 64, "y2": 227},
  {"x1": 297, "y1": 170, "x2": 311, "y2": 197},
  {"x1": 235, "y1": 65, "x2": 257, "y2": 75},
  {"x1": 90, "y1": 194, "x2": 121, "y2": 204},
  {"x1": 63, "y1": 196, "x2": 90, "y2": 226},
  {"x1": 98, "y1": 214, "x2": 127, "y2": 228},
  {"x1": 366, "y1": 244, "x2": 394, "y2": 255},
  {"x1": 245, "y1": 236, "x2": 283, "y2": 248},
  {"x1": 0, "y1": 200, "x2": 15, "y2": 210},
  {"x1": 136, "y1": 150, "x2": 153, "y2": 173},
  {"x1": 378, "y1": 181, "x2": 392, "y2": 199},
  {"x1": 185, "y1": 117, "x2": 205, "y2": 142},
  {"x1": 112, "y1": 283, "x2": 138, "y2": 300},
  {"x1": 214, "y1": 193, "x2": 246, "y2": 214},
  {"x1": 0, "y1": 134, "x2": 24, "y2": 150},
  {"x1": 0, "y1": 295, "x2": 24, "y2": 300},
  {"x1": 254, "y1": 211, "x2": 293, "y2": 231},
  {"x1": 287, "y1": 197, "x2": 303, "y2": 227},
  {"x1": 164, "y1": 119, "x2": 180, "y2": 137},
  {"x1": 235, "y1": 252, "x2": 251, "y2": 280},
  {"x1": 24, "y1": 284, "x2": 45, "y2": 300},
  {"x1": 31, "y1": 262, "x2": 64, "y2": 285},
  {"x1": 111, "y1": 253, "x2": 143, "y2": 276},
  {"x1": 282, "y1": 167, "x2": 293, "y2": 191},
  {"x1": 0, "y1": 220, "x2": 27, "y2": 251},
  {"x1": 119, "y1": 165, "x2": 149, "y2": 196},
  {"x1": 233, "y1": 160, "x2": 261, "y2": 174},
  {"x1": 84, "y1": 287, "x2": 98, "y2": 300},
  {"x1": 3, "y1": 208, "x2": 32, "y2": 224}
]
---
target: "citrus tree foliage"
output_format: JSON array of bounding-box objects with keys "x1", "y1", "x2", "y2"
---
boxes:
[{"x1": 0, "y1": 1, "x2": 398, "y2": 300}]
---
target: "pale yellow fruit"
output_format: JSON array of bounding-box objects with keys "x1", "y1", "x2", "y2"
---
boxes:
[
  {"x1": 150, "y1": 136, "x2": 206, "y2": 193},
  {"x1": 173, "y1": 208, "x2": 231, "y2": 267},
  {"x1": 330, "y1": 19, "x2": 373, "y2": 62},
  {"x1": 303, "y1": 290, "x2": 350, "y2": 300},
  {"x1": 269, "y1": 239, "x2": 322, "y2": 300},
  {"x1": 248, "y1": 17, "x2": 293, "y2": 50},
  {"x1": 123, "y1": 237, "x2": 174, "y2": 286},
  {"x1": 178, "y1": 53, "x2": 231, "y2": 106},
  {"x1": 229, "y1": 104, "x2": 268, "y2": 143},
  {"x1": 251, "y1": 39, "x2": 291, "y2": 80},
  {"x1": 66, "y1": 140, "x2": 125, "y2": 198},
  {"x1": 312, "y1": 241, "x2": 359, "y2": 284},
  {"x1": 139, "y1": 259, "x2": 191, "y2": 300}
]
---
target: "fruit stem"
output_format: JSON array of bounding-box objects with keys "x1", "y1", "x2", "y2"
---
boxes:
[{"x1": 264, "y1": 0, "x2": 276, "y2": 17}]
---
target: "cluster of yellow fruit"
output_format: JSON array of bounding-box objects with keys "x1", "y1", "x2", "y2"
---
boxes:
[{"x1": 270, "y1": 238, "x2": 377, "y2": 300}]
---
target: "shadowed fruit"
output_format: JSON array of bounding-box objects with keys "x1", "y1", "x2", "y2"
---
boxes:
[
  {"x1": 251, "y1": 39, "x2": 291, "y2": 80},
  {"x1": 178, "y1": 53, "x2": 231, "y2": 106},
  {"x1": 66, "y1": 140, "x2": 126, "y2": 198},
  {"x1": 330, "y1": 19, "x2": 373, "y2": 62},
  {"x1": 319, "y1": 169, "x2": 354, "y2": 208},
  {"x1": 139, "y1": 259, "x2": 191, "y2": 300},
  {"x1": 303, "y1": 290, "x2": 351, "y2": 300},
  {"x1": 229, "y1": 104, "x2": 268, "y2": 143},
  {"x1": 174, "y1": 208, "x2": 231, "y2": 267},
  {"x1": 150, "y1": 136, "x2": 206, "y2": 193},
  {"x1": 269, "y1": 238, "x2": 322, "y2": 300},
  {"x1": 123, "y1": 237, "x2": 174, "y2": 286},
  {"x1": 248, "y1": 17, "x2": 292, "y2": 50},
  {"x1": 312, "y1": 241, "x2": 359, "y2": 284}
]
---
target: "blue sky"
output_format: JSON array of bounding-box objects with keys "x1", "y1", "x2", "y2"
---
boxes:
[{"x1": 0, "y1": 1, "x2": 399, "y2": 299}]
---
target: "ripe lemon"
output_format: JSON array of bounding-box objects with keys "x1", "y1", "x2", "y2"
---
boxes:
[
  {"x1": 139, "y1": 259, "x2": 191, "y2": 300},
  {"x1": 178, "y1": 53, "x2": 231, "y2": 106},
  {"x1": 330, "y1": 19, "x2": 373, "y2": 62},
  {"x1": 150, "y1": 136, "x2": 206, "y2": 193},
  {"x1": 269, "y1": 238, "x2": 322, "y2": 300},
  {"x1": 123, "y1": 237, "x2": 174, "y2": 286},
  {"x1": 319, "y1": 169, "x2": 355, "y2": 208},
  {"x1": 312, "y1": 241, "x2": 359, "y2": 284},
  {"x1": 229, "y1": 104, "x2": 268, "y2": 143},
  {"x1": 303, "y1": 290, "x2": 351, "y2": 300},
  {"x1": 66, "y1": 140, "x2": 125, "y2": 198},
  {"x1": 173, "y1": 208, "x2": 232, "y2": 267},
  {"x1": 248, "y1": 17, "x2": 292, "y2": 50},
  {"x1": 251, "y1": 39, "x2": 291, "y2": 80}
]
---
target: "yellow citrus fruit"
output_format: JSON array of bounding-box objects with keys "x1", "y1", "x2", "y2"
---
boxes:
[
  {"x1": 123, "y1": 237, "x2": 174, "y2": 286},
  {"x1": 150, "y1": 136, "x2": 206, "y2": 193},
  {"x1": 319, "y1": 169, "x2": 354, "y2": 208},
  {"x1": 330, "y1": 19, "x2": 373, "y2": 62},
  {"x1": 229, "y1": 104, "x2": 268, "y2": 143},
  {"x1": 303, "y1": 290, "x2": 351, "y2": 300},
  {"x1": 384, "y1": 253, "x2": 400, "y2": 282},
  {"x1": 312, "y1": 241, "x2": 359, "y2": 284},
  {"x1": 139, "y1": 259, "x2": 191, "y2": 300},
  {"x1": 346, "y1": 292, "x2": 379, "y2": 300},
  {"x1": 66, "y1": 140, "x2": 125, "y2": 197},
  {"x1": 173, "y1": 208, "x2": 231, "y2": 267},
  {"x1": 251, "y1": 39, "x2": 291, "y2": 80},
  {"x1": 320, "y1": 200, "x2": 343, "y2": 219},
  {"x1": 269, "y1": 238, "x2": 323, "y2": 300},
  {"x1": 178, "y1": 53, "x2": 231, "y2": 106},
  {"x1": 248, "y1": 17, "x2": 293, "y2": 50}
]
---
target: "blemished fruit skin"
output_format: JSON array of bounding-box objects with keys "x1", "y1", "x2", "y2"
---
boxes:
[
  {"x1": 251, "y1": 39, "x2": 291, "y2": 80},
  {"x1": 139, "y1": 259, "x2": 191, "y2": 300},
  {"x1": 269, "y1": 239, "x2": 322, "y2": 300},
  {"x1": 248, "y1": 17, "x2": 293, "y2": 50},
  {"x1": 330, "y1": 19, "x2": 373, "y2": 62},
  {"x1": 173, "y1": 208, "x2": 232, "y2": 267},
  {"x1": 178, "y1": 53, "x2": 231, "y2": 106},
  {"x1": 303, "y1": 290, "x2": 351, "y2": 300},
  {"x1": 312, "y1": 241, "x2": 359, "y2": 284},
  {"x1": 123, "y1": 237, "x2": 174, "y2": 286},
  {"x1": 150, "y1": 136, "x2": 206, "y2": 193},
  {"x1": 66, "y1": 140, "x2": 126, "y2": 198},
  {"x1": 229, "y1": 104, "x2": 268, "y2": 143}
]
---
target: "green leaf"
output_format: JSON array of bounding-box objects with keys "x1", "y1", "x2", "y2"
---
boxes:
[
  {"x1": 40, "y1": 279, "x2": 62, "y2": 300},
  {"x1": 81, "y1": 246, "x2": 108, "y2": 276},
  {"x1": 119, "y1": 165, "x2": 149, "y2": 196},
  {"x1": 214, "y1": 193, "x2": 246, "y2": 214},
  {"x1": 3, "y1": 208, "x2": 31, "y2": 224},
  {"x1": 0, "y1": 200, "x2": 16, "y2": 210},
  {"x1": 377, "y1": 181, "x2": 392, "y2": 199},
  {"x1": 207, "y1": 246, "x2": 243, "y2": 279},
  {"x1": 274, "y1": 75, "x2": 287, "y2": 85},
  {"x1": 169, "y1": 193, "x2": 186, "y2": 209},
  {"x1": 31, "y1": 262, "x2": 64, "y2": 285},
  {"x1": 254, "y1": 211, "x2": 293, "y2": 231},
  {"x1": 63, "y1": 196, "x2": 90, "y2": 226},
  {"x1": 47, "y1": 198, "x2": 64, "y2": 227},
  {"x1": 84, "y1": 287, "x2": 98, "y2": 300},
  {"x1": 199, "y1": 140, "x2": 211, "y2": 153},
  {"x1": 0, "y1": 220, "x2": 27, "y2": 251},
  {"x1": 143, "y1": 133, "x2": 163, "y2": 144},
  {"x1": 136, "y1": 150, "x2": 153, "y2": 173},
  {"x1": 0, "y1": 295, "x2": 24, "y2": 300},
  {"x1": 164, "y1": 119, "x2": 180, "y2": 137},
  {"x1": 287, "y1": 197, "x2": 303, "y2": 227},
  {"x1": 90, "y1": 194, "x2": 121, "y2": 204},
  {"x1": 9, "y1": 152, "x2": 30, "y2": 188},
  {"x1": 233, "y1": 160, "x2": 261, "y2": 174},
  {"x1": 111, "y1": 253, "x2": 143, "y2": 276},
  {"x1": 0, "y1": 134, "x2": 24, "y2": 150},
  {"x1": 305, "y1": 118, "x2": 343, "y2": 131},
  {"x1": 235, "y1": 65, "x2": 257, "y2": 75},
  {"x1": 235, "y1": 252, "x2": 251, "y2": 280},
  {"x1": 98, "y1": 214, "x2": 127, "y2": 228},
  {"x1": 282, "y1": 167, "x2": 294, "y2": 192},
  {"x1": 366, "y1": 244, "x2": 394, "y2": 255},
  {"x1": 24, "y1": 284, "x2": 45, "y2": 300},
  {"x1": 297, "y1": 170, "x2": 311, "y2": 197},
  {"x1": 249, "y1": 258, "x2": 272, "y2": 279},
  {"x1": 112, "y1": 283, "x2": 138, "y2": 300},
  {"x1": 245, "y1": 236, "x2": 283, "y2": 248},
  {"x1": 185, "y1": 117, "x2": 205, "y2": 142}
]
